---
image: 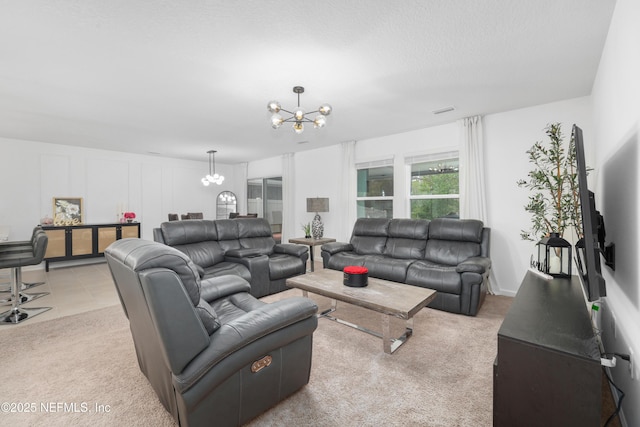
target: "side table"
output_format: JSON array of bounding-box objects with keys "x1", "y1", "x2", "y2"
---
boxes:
[{"x1": 288, "y1": 237, "x2": 336, "y2": 272}]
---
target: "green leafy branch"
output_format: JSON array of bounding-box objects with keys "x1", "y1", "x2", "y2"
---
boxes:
[{"x1": 517, "y1": 123, "x2": 582, "y2": 241}]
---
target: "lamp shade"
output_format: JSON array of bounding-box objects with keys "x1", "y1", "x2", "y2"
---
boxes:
[{"x1": 307, "y1": 198, "x2": 329, "y2": 213}]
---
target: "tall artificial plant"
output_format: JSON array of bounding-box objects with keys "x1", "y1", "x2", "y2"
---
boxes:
[{"x1": 517, "y1": 123, "x2": 582, "y2": 241}]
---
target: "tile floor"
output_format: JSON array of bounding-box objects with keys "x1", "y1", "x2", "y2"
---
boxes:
[{"x1": 0, "y1": 260, "x2": 121, "y2": 328}]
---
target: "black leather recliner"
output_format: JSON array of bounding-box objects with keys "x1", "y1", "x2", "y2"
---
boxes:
[{"x1": 105, "y1": 239, "x2": 318, "y2": 427}]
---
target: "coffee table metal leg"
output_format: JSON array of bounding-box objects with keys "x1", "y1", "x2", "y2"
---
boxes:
[
  {"x1": 298, "y1": 290, "x2": 416, "y2": 355},
  {"x1": 382, "y1": 315, "x2": 414, "y2": 354}
]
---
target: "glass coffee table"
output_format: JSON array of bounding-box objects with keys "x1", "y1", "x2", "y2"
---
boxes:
[{"x1": 286, "y1": 268, "x2": 436, "y2": 354}]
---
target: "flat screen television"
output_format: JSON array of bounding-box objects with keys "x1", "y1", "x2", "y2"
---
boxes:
[{"x1": 573, "y1": 124, "x2": 614, "y2": 302}]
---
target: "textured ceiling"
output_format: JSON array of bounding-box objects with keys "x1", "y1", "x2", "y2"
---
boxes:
[{"x1": 0, "y1": 1, "x2": 616, "y2": 163}]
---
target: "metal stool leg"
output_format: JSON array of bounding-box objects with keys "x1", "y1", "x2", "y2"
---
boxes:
[
  {"x1": 0, "y1": 279, "x2": 46, "y2": 293},
  {"x1": 0, "y1": 267, "x2": 51, "y2": 324},
  {"x1": 0, "y1": 289, "x2": 49, "y2": 306}
]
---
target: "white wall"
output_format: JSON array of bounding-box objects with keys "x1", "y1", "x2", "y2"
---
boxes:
[
  {"x1": 294, "y1": 145, "x2": 343, "y2": 240},
  {"x1": 591, "y1": 0, "x2": 640, "y2": 424},
  {"x1": 484, "y1": 97, "x2": 593, "y2": 295},
  {"x1": 0, "y1": 137, "x2": 239, "y2": 242}
]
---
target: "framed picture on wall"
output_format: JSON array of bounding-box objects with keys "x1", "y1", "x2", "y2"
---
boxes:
[{"x1": 52, "y1": 197, "x2": 84, "y2": 225}]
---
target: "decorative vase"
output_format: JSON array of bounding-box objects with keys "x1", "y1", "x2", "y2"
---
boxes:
[
  {"x1": 127, "y1": 219, "x2": 133, "y2": 223},
  {"x1": 311, "y1": 213, "x2": 324, "y2": 239}
]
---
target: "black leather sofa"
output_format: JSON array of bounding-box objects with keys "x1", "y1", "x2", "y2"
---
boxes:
[
  {"x1": 321, "y1": 217, "x2": 491, "y2": 316},
  {"x1": 153, "y1": 218, "x2": 308, "y2": 298},
  {"x1": 105, "y1": 239, "x2": 318, "y2": 427}
]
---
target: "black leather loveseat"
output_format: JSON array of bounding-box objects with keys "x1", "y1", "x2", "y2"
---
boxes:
[
  {"x1": 153, "y1": 218, "x2": 308, "y2": 298},
  {"x1": 321, "y1": 217, "x2": 491, "y2": 316}
]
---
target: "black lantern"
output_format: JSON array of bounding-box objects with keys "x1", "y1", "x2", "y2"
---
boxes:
[{"x1": 536, "y1": 232, "x2": 572, "y2": 278}]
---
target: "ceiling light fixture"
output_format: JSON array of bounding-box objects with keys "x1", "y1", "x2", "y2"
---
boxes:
[
  {"x1": 201, "y1": 150, "x2": 224, "y2": 186},
  {"x1": 268, "y1": 86, "x2": 332, "y2": 134}
]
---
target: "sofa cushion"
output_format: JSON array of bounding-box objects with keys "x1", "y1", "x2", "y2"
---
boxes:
[
  {"x1": 237, "y1": 218, "x2": 272, "y2": 238},
  {"x1": 425, "y1": 218, "x2": 484, "y2": 266},
  {"x1": 214, "y1": 219, "x2": 243, "y2": 252},
  {"x1": 269, "y1": 253, "x2": 305, "y2": 280},
  {"x1": 383, "y1": 219, "x2": 429, "y2": 259},
  {"x1": 428, "y1": 218, "x2": 483, "y2": 243},
  {"x1": 350, "y1": 218, "x2": 390, "y2": 255},
  {"x1": 362, "y1": 255, "x2": 413, "y2": 282},
  {"x1": 326, "y1": 252, "x2": 366, "y2": 270},
  {"x1": 160, "y1": 220, "x2": 218, "y2": 246},
  {"x1": 173, "y1": 241, "x2": 225, "y2": 269},
  {"x1": 405, "y1": 260, "x2": 462, "y2": 295},
  {"x1": 203, "y1": 262, "x2": 252, "y2": 283}
]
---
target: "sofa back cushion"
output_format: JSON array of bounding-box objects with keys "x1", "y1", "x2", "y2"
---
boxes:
[
  {"x1": 160, "y1": 220, "x2": 218, "y2": 245},
  {"x1": 424, "y1": 218, "x2": 484, "y2": 266},
  {"x1": 159, "y1": 220, "x2": 225, "y2": 267},
  {"x1": 350, "y1": 218, "x2": 390, "y2": 255},
  {"x1": 237, "y1": 218, "x2": 276, "y2": 255},
  {"x1": 214, "y1": 219, "x2": 242, "y2": 252},
  {"x1": 383, "y1": 219, "x2": 429, "y2": 259}
]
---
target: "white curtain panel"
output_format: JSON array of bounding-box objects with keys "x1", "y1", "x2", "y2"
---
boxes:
[
  {"x1": 340, "y1": 140, "x2": 357, "y2": 241},
  {"x1": 459, "y1": 115, "x2": 496, "y2": 293},
  {"x1": 237, "y1": 162, "x2": 248, "y2": 215},
  {"x1": 459, "y1": 116, "x2": 487, "y2": 221},
  {"x1": 281, "y1": 153, "x2": 295, "y2": 243}
]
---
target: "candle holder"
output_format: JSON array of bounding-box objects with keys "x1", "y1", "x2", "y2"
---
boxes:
[{"x1": 536, "y1": 233, "x2": 572, "y2": 278}]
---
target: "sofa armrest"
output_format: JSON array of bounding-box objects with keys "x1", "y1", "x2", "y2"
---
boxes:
[
  {"x1": 173, "y1": 297, "x2": 318, "y2": 392},
  {"x1": 225, "y1": 254, "x2": 270, "y2": 295},
  {"x1": 152, "y1": 228, "x2": 165, "y2": 244},
  {"x1": 273, "y1": 243, "x2": 308, "y2": 257},
  {"x1": 321, "y1": 242, "x2": 353, "y2": 255},
  {"x1": 456, "y1": 256, "x2": 491, "y2": 274},
  {"x1": 200, "y1": 275, "x2": 252, "y2": 302},
  {"x1": 225, "y1": 248, "x2": 263, "y2": 258}
]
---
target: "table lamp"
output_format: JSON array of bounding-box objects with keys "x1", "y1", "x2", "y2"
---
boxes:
[{"x1": 306, "y1": 198, "x2": 329, "y2": 239}]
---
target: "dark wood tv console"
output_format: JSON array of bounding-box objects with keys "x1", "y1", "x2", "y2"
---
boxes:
[{"x1": 493, "y1": 271, "x2": 602, "y2": 426}]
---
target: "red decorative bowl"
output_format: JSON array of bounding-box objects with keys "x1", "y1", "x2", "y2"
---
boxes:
[{"x1": 343, "y1": 266, "x2": 368, "y2": 287}]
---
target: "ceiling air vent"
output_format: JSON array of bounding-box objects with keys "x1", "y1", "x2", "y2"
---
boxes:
[{"x1": 432, "y1": 106, "x2": 456, "y2": 115}]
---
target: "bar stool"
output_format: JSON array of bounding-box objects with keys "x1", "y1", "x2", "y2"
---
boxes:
[
  {"x1": 0, "y1": 227, "x2": 48, "y2": 306},
  {"x1": 0, "y1": 231, "x2": 51, "y2": 324},
  {"x1": 0, "y1": 226, "x2": 46, "y2": 292}
]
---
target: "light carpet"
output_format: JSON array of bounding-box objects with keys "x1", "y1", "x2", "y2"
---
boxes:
[{"x1": 0, "y1": 290, "x2": 512, "y2": 426}]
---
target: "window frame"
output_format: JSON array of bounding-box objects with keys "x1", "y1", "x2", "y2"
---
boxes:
[
  {"x1": 405, "y1": 150, "x2": 460, "y2": 220},
  {"x1": 355, "y1": 158, "x2": 394, "y2": 219}
]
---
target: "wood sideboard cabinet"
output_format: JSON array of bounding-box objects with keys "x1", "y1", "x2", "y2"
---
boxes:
[
  {"x1": 493, "y1": 271, "x2": 602, "y2": 427},
  {"x1": 43, "y1": 223, "x2": 140, "y2": 271}
]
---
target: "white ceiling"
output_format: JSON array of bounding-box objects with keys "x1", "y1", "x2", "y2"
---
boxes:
[{"x1": 0, "y1": 1, "x2": 616, "y2": 164}]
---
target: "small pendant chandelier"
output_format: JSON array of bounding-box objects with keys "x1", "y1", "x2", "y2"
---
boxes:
[
  {"x1": 268, "y1": 86, "x2": 332, "y2": 134},
  {"x1": 201, "y1": 150, "x2": 224, "y2": 186}
]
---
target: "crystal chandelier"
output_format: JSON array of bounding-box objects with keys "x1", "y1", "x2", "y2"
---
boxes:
[
  {"x1": 201, "y1": 150, "x2": 225, "y2": 186},
  {"x1": 268, "y1": 86, "x2": 332, "y2": 134}
]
